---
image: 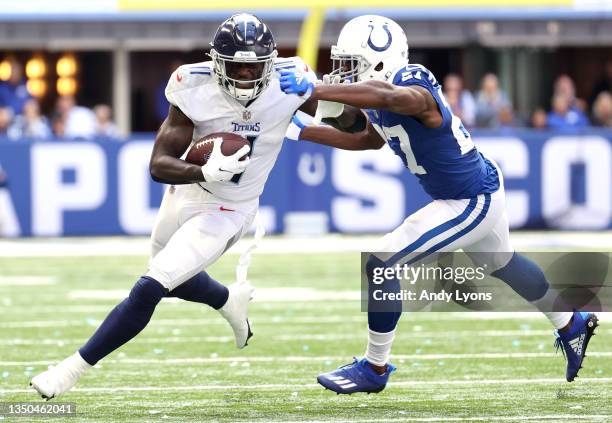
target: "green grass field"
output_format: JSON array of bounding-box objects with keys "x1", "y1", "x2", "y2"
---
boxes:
[{"x1": 0, "y1": 251, "x2": 610, "y2": 422}]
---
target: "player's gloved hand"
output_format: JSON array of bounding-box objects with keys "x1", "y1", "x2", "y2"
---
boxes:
[
  {"x1": 285, "y1": 115, "x2": 306, "y2": 142},
  {"x1": 201, "y1": 138, "x2": 251, "y2": 182},
  {"x1": 313, "y1": 74, "x2": 346, "y2": 125},
  {"x1": 279, "y1": 70, "x2": 314, "y2": 99}
]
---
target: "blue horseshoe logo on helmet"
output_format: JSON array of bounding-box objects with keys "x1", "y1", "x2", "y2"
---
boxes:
[{"x1": 367, "y1": 24, "x2": 392, "y2": 52}]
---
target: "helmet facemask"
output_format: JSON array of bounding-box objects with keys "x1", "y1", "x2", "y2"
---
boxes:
[
  {"x1": 210, "y1": 49, "x2": 277, "y2": 101},
  {"x1": 329, "y1": 48, "x2": 372, "y2": 83}
]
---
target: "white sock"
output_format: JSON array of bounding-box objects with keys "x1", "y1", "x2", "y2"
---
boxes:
[
  {"x1": 365, "y1": 328, "x2": 395, "y2": 366},
  {"x1": 59, "y1": 352, "x2": 92, "y2": 378},
  {"x1": 542, "y1": 311, "x2": 573, "y2": 330},
  {"x1": 532, "y1": 288, "x2": 573, "y2": 329}
]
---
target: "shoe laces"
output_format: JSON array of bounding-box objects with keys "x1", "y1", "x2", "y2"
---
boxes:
[
  {"x1": 554, "y1": 335, "x2": 567, "y2": 361},
  {"x1": 338, "y1": 357, "x2": 359, "y2": 370}
]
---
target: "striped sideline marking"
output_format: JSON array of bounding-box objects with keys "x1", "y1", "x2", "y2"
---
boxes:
[
  {"x1": 0, "y1": 276, "x2": 56, "y2": 286},
  {"x1": 2, "y1": 352, "x2": 612, "y2": 366},
  {"x1": 1, "y1": 328, "x2": 611, "y2": 346},
  {"x1": 3, "y1": 377, "x2": 612, "y2": 395}
]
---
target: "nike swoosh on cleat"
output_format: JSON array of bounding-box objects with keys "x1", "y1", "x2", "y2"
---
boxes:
[{"x1": 219, "y1": 206, "x2": 235, "y2": 212}]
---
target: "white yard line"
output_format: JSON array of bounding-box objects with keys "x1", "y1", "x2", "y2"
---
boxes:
[
  {"x1": 286, "y1": 417, "x2": 608, "y2": 423},
  {"x1": 2, "y1": 378, "x2": 612, "y2": 395},
  {"x1": 288, "y1": 417, "x2": 608, "y2": 423},
  {"x1": 2, "y1": 312, "x2": 611, "y2": 328},
  {"x1": 0, "y1": 276, "x2": 56, "y2": 286},
  {"x1": 0, "y1": 315, "x2": 367, "y2": 328},
  {"x1": 2, "y1": 352, "x2": 612, "y2": 366},
  {"x1": 1, "y1": 306, "x2": 610, "y2": 325},
  {"x1": 67, "y1": 288, "x2": 361, "y2": 302},
  {"x1": 1, "y1": 328, "x2": 611, "y2": 346},
  {"x1": 1, "y1": 232, "x2": 611, "y2": 257}
]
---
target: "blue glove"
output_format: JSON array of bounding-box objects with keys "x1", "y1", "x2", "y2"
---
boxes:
[
  {"x1": 285, "y1": 115, "x2": 306, "y2": 142},
  {"x1": 279, "y1": 70, "x2": 314, "y2": 98}
]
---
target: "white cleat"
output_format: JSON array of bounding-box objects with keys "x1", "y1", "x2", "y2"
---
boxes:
[
  {"x1": 30, "y1": 352, "x2": 90, "y2": 400},
  {"x1": 218, "y1": 281, "x2": 255, "y2": 349}
]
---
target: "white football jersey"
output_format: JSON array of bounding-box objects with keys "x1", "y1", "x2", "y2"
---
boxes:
[{"x1": 165, "y1": 57, "x2": 317, "y2": 202}]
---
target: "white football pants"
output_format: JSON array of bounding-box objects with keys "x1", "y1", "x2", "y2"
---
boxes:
[
  {"x1": 146, "y1": 184, "x2": 257, "y2": 291},
  {"x1": 374, "y1": 161, "x2": 513, "y2": 271}
]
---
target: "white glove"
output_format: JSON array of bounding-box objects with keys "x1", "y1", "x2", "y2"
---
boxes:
[
  {"x1": 313, "y1": 74, "x2": 346, "y2": 125},
  {"x1": 201, "y1": 137, "x2": 250, "y2": 182}
]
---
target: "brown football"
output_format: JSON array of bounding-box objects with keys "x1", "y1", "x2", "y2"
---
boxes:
[{"x1": 185, "y1": 132, "x2": 250, "y2": 166}]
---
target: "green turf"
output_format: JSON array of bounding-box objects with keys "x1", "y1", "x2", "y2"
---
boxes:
[{"x1": 0, "y1": 253, "x2": 610, "y2": 422}]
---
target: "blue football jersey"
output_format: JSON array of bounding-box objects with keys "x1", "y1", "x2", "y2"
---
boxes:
[{"x1": 366, "y1": 64, "x2": 499, "y2": 200}]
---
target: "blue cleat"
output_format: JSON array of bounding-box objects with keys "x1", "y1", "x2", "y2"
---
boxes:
[
  {"x1": 554, "y1": 311, "x2": 599, "y2": 382},
  {"x1": 317, "y1": 357, "x2": 396, "y2": 394}
]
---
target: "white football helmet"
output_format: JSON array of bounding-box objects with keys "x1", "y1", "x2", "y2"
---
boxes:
[{"x1": 331, "y1": 15, "x2": 408, "y2": 83}]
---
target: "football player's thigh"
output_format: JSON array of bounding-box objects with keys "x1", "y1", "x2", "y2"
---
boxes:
[
  {"x1": 432, "y1": 193, "x2": 506, "y2": 255},
  {"x1": 463, "y1": 208, "x2": 514, "y2": 272},
  {"x1": 377, "y1": 194, "x2": 504, "y2": 265},
  {"x1": 150, "y1": 187, "x2": 181, "y2": 260},
  {"x1": 374, "y1": 199, "x2": 468, "y2": 263},
  {"x1": 146, "y1": 211, "x2": 245, "y2": 291}
]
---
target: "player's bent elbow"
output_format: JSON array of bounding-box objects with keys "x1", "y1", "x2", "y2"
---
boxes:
[{"x1": 149, "y1": 158, "x2": 165, "y2": 183}]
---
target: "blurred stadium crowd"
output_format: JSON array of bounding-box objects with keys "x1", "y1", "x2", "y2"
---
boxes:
[
  {"x1": 0, "y1": 58, "x2": 119, "y2": 141},
  {"x1": 443, "y1": 67, "x2": 612, "y2": 130},
  {"x1": 0, "y1": 55, "x2": 610, "y2": 143}
]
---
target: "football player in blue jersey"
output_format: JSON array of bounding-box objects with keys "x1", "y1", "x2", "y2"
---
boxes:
[{"x1": 279, "y1": 15, "x2": 599, "y2": 394}]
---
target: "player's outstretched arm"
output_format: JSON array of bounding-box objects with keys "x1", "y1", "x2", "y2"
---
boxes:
[
  {"x1": 149, "y1": 105, "x2": 203, "y2": 184},
  {"x1": 280, "y1": 70, "x2": 435, "y2": 119},
  {"x1": 299, "y1": 97, "x2": 367, "y2": 134},
  {"x1": 312, "y1": 80, "x2": 429, "y2": 116},
  {"x1": 288, "y1": 114, "x2": 384, "y2": 151}
]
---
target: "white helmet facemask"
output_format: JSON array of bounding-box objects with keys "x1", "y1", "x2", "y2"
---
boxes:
[
  {"x1": 331, "y1": 15, "x2": 409, "y2": 83},
  {"x1": 210, "y1": 50, "x2": 277, "y2": 101}
]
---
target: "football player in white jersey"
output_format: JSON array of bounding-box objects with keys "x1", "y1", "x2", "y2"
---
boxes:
[{"x1": 30, "y1": 13, "x2": 318, "y2": 400}]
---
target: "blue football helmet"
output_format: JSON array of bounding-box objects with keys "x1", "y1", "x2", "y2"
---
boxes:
[{"x1": 210, "y1": 13, "x2": 278, "y2": 101}]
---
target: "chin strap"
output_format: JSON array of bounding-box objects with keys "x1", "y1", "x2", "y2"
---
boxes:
[{"x1": 233, "y1": 86, "x2": 259, "y2": 101}]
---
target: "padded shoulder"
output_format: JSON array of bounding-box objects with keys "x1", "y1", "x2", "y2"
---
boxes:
[
  {"x1": 165, "y1": 61, "x2": 214, "y2": 106},
  {"x1": 273, "y1": 56, "x2": 318, "y2": 83},
  {"x1": 390, "y1": 63, "x2": 441, "y2": 92}
]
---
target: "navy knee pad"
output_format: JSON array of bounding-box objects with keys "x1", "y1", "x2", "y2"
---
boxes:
[{"x1": 128, "y1": 276, "x2": 168, "y2": 309}]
